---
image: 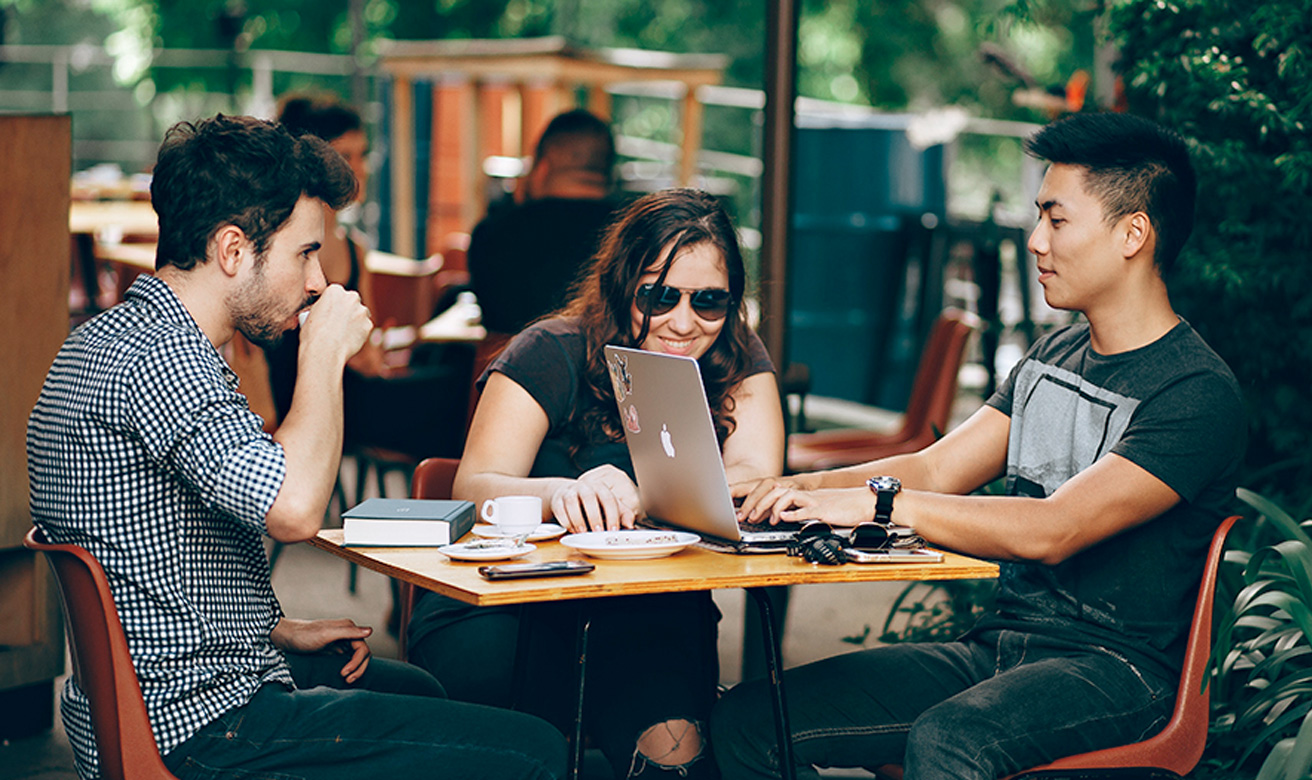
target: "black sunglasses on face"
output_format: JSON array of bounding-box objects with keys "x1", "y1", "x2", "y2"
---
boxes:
[{"x1": 634, "y1": 283, "x2": 735, "y2": 321}]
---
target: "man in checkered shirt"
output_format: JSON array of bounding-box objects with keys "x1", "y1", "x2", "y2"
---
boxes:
[{"x1": 28, "y1": 114, "x2": 566, "y2": 780}]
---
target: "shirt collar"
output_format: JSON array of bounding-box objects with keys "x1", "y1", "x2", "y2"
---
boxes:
[
  {"x1": 123, "y1": 274, "x2": 241, "y2": 389},
  {"x1": 124, "y1": 273, "x2": 204, "y2": 332}
]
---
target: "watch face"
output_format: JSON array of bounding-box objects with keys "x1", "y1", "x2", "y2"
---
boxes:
[{"x1": 869, "y1": 476, "x2": 902, "y2": 493}]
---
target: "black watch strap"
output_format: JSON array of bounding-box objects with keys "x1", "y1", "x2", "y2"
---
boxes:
[
  {"x1": 867, "y1": 476, "x2": 901, "y2": 525},
  {"x1": 873, "y1": 490, "x2": 896, "y2": 525}
]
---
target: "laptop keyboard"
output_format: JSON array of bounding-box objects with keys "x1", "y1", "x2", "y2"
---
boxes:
[{"x1": 738, "y1": 518, "x2": 806, "y2": 535}]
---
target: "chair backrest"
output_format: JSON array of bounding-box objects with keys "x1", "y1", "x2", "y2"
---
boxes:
[
  {"x1": 1010, "y1": 514, "x2": 1240, "y2": 778},
  {"x1": 367, "y1": 251, "x2": 440, "y2": 328},
  {"x1": 23, "y1": 526, "x2": 178, "y2": 780},
  {"x1": 397, "y1": 457, "x2": 463, "y2": 661},
  {"x1": 411, "y1": 457, "x2": 461, "y2": 503},
  {"x1": 787, "y1": 307, "x2": 981, "y2": 473},
  {"x1": 898, "y1": 307, "x2": 980, "y2": 450}
]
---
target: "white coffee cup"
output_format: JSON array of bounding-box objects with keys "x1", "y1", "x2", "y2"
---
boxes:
[{"x1": 481, "y1": 495, "x2": 541, "y2": 539}]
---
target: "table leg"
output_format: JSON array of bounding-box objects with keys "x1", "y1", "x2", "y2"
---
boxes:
[
  {"x1": 568, "y1": 609, "x2": 593, "y2": 780},
  {"x1": 748, "y1": 586, "x2": 796, "y2": 780}
]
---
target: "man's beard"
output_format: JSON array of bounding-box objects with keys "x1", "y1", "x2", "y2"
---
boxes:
[
  {"x1": 229, "y1": 261, "x2": 314, "y2": 349},
  {"x1": 233, "y1": 308, "x2": 289, "y2": 350}
]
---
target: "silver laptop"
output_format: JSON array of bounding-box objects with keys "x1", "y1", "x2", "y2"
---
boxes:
[{"x1": 603, "y1": 345, "x2": 799, "y2": 551}]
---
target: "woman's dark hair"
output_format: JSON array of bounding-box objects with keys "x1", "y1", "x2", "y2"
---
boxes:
[
  {"x1": 276, "y1": 92, "x2": 363, "y2": 144},
  {"x1": 150, "y1": 114, "x2": 355, "y2": 271},
  {"x1": 561, "y1": 188, "x2": 756, "y2": 450}
]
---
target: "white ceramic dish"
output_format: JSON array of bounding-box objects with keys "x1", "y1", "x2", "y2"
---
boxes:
[
  {"x1": 471, "y1": 523, "x2": 567, "y2": 542},
  {"x1": 438, "y1": 540, "x2": 536, "y2": 562},
  {"x1": 559, "y1": 531, "x2": 699, "y2": 560}
]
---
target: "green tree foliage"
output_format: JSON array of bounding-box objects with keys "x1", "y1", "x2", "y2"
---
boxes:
[{"x1": 1109, "y1": 0, "x2": 1312, "y2": 508}]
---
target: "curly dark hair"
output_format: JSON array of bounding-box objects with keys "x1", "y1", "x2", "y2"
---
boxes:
[
  {"x1": 560, "y1": 188, "x2": 758, "y2": 453},
  {"x1": 151, "y1": 114, "x2": 356, "y2": 271}
]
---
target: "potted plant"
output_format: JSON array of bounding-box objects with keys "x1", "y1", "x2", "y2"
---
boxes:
[{"x1": 1209, "y1": 489, "x2": 1312, "y2": 780}]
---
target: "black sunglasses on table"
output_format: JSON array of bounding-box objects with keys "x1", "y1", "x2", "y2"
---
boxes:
[
  {"x1": 634, "y1": 283, "x2": 735, "y2": 321},
  {"x1": 787, "y1": 520, "x2": 925, "y2": 564}
]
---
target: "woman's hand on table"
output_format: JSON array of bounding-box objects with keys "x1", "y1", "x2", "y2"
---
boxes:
[
  {"x1": 270, "y1": 617, "x2": 372, "y2": 683},
  {"x1": 551, "y1": 465, "x2": 642, "y2": 533}
]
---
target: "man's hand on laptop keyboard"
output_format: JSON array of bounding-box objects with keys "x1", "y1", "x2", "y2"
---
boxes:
[
  {"x1": 732, "y1": 475, "x2": 813, "y2": 524},
  {"x1": 551, "y1": 464, "x2": 643, "y2": 533},
  {"x1": 734, "y1": 476, "x2": 876, "y2": 529}
]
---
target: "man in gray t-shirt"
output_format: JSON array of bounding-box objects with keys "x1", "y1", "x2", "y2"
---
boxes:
[{"x1": 716, "y1": 113, "x2": 1245, "y2": 780}]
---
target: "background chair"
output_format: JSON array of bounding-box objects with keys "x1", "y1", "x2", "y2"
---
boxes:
[
  {"x1": 875, "y1": 515, "x2": 1240, "y2": 780},
  {"x1": 786, "y1": 308, "x2": 981, "y2": 474},
  {"x1": 395, "y1": 456, "x2": 462, "y2": 662},
  {"x1": 24, "y1": 526, "x2": 179, "y2": 780}
]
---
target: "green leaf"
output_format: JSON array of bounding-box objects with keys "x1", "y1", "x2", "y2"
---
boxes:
[
  {"x1": 1282, "y1": 709, "x2": 1312, "y2": 780},
  {"x1": 1254, "y1": 737, "x2": 1293, "y2": 780},
  {"x1": 1240, "y1": 489, "x2": 1312, "y2": 545}
]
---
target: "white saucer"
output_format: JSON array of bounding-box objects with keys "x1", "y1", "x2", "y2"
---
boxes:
[
  {"x1": 559, "y1": 531, "x2": 699, "y2": 560},
  {"x1": 471, "y1": 523, "x2": 567, "y2": 542},
  {"x1": 438, "y1": 540, "x2": 537, "y2": 562}
]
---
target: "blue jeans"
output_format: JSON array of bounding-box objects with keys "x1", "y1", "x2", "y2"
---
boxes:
[
  {"x1": 711, "y1": 629, "x2": 1175, "y2": 780},
  {"x1": 162, "y1": 651, "x2": 566, "y2": 780}
]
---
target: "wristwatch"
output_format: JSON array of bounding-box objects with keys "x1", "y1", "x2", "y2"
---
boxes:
[{"x1": 866, "y1": 476, "x2": 902, "y2": 526}]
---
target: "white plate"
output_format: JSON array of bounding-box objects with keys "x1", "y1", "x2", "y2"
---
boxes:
[
  {"x1": 471, "y1": 523, "x2": 567, "y2": 542},
  {"x1": 559, "y1": 531, "x2": 699, "y2": 560},
  {"x1": 438, "y1": 541, "x2": 537, "y2": 562}
]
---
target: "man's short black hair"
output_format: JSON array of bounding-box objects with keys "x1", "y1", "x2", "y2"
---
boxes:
[
  {"x1": 534, "y1": 108, "x2": 616, "y2": 179},
  {"x1": 1026, "y1": 112, "x2": 1196, "y2": 274},
  {"x1": 150, "y1": 114, "x2": 356, "y2": 271}
]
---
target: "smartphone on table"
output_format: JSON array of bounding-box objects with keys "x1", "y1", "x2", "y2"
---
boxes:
[{"x1": 479, "y1": 561, "x2": 596, "y2": 580}]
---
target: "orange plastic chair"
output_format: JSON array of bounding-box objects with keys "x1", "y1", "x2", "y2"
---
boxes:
[
  {"x1": 876, "y1": 515, "x2": 1240, "y2": 780},
  {"x1": 786, "y1": 308, "x2": 981, "y2": 473},
  {"x1": 395, "y1": 457, "x2": 462, "y2": 662},
  {"x1": 24, "y1": 526, "x2": 179, "y2": 780}
]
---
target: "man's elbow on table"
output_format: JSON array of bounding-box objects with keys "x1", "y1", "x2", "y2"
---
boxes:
[{"x1": 265, "y1": 497, "x2": 325, "y2": 543}]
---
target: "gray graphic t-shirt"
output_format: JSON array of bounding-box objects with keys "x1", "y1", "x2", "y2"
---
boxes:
[{"x1": 976, "y1": 319, "x2": 1244, "y2": 680}]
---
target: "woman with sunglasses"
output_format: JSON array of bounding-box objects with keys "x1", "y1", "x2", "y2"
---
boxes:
[{"x1": 406, "y1": 188, "x2": 784, "y2": 779}]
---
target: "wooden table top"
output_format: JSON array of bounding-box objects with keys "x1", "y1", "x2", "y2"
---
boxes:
[
  {"x1": 309, "y1": 529, "x2": 998, "y2": 607},
  {"x1": 69, "y1": 200, "x2": 159, "y2": 238}
]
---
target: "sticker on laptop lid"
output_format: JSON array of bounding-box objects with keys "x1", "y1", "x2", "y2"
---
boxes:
[
  {"x1": 625, "y1": 404, "x2": 641, "y2": 434},
  {"x1": 607, "y1": 353, "x2": 632, "y2": 401}
]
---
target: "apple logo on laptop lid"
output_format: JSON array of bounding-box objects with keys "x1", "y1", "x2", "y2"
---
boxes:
[{"x1": 660, "y1": 424, "x2": 676, "y2": 458}]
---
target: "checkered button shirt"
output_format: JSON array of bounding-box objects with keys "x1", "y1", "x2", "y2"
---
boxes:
[{"x1": 27, "y1": 274, "x2": 293, "y2": 779}]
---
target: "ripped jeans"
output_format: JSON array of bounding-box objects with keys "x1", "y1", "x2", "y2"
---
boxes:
[
  {"x1": 711, "y1": 629, "x2": 1175, "y2": 780},
  {"x1": 408, "y1": 590, "x2": 722, "y2": 779}
]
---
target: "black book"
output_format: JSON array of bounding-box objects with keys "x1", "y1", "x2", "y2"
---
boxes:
[{"x1": 342, "y1": 498, "x2": 476, "y2": 547}]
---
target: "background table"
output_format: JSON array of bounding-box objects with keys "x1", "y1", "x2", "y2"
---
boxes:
[{"x1": 309, "y1": 529, "x2": 997, "y2": 779}]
